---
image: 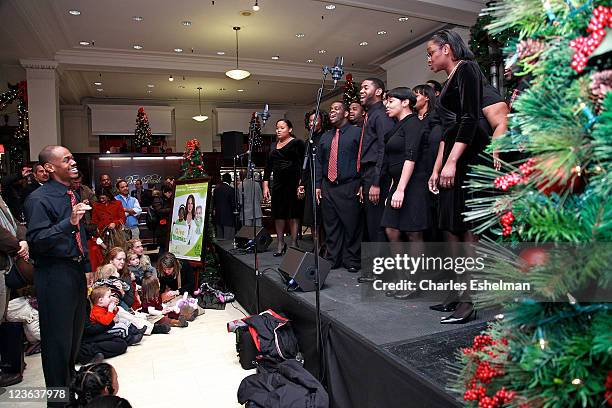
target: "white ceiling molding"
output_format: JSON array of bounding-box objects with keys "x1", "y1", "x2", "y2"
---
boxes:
[
  {"x1": 88, "y1": 104, "x2": 174, "y2": 135},
  {"x1": 54, "y1": 49, "x2": 377, "y2": 84},
  {"x1": 19, "y1": 59, "x2": 59, "y2": 70}
]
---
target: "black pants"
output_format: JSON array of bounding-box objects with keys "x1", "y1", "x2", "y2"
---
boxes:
[
  {"x1": 321, "y1": 179, "x2": 362, "y2": 269},
  {"x1": 79, "y1": 337, "x2": 128, "y2": 365},
  {"x1": 35, "y1": 258, "x2": 87, "y2": 392},
  {"x1": 0, "y1": 321, "x2": 24, "y2": 374},
  {"x1": 360, "y1": 164, "x2": 389, "y2": 242}
]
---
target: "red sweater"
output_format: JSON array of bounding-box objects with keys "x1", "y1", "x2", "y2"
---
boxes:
[
  {"x1": 92, "y1": 200, "x2": 125, "y2": 231},
  {"x1": 90, "y1": 304, "x2": 118, "y2": 326}
]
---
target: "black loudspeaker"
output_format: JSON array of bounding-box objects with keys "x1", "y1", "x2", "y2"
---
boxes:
[
  {"x1": 222, "y1": 131, "x2": 244, "y2": 160},
  {"x1": 278, "y1": 247, "x2": 332, "y2": 292},
  {"x1": 235, "y1": 226, "x2": 272, "y2": 252}
]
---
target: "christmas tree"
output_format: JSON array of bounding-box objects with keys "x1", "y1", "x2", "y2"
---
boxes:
[
  {"x1": 0, "y1": 81, "x2": 29, "y2": 167},
  {"x1": 343, "y1": 73, "x2": 360, "y2": 106},
  {"x1": 134, "y1": 107, "x2": 153, "y2": 150},
  {"x1": 450, "y1": 2, "x2": 612, "y2": 407},
  {"x1": 179, "y1": 138, "x2": 207, "y2": 179}
]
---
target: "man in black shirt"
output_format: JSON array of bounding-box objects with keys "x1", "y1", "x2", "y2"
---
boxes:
[
  {"x1": 24, "y1": 145, "x2": 90, "y2": 399},
  {"x1": 316, "y1": 101, "x2": 362, "y2": 273},
  {"x1": 357, "y1": 78, "x2": 395, "y2": 243}
]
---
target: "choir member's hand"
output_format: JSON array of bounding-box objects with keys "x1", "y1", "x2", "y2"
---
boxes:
[
  {"x1": 315, "y1": 189, "x2": 322, "y2": 205},
  {"x1": 428, "y1": 173, "x2": 440, "y2": 194},
  {"x1": 263, "y1": 187, "x2": 271, "y2": 202},
  {"x1": 70, "y1": 202, "x2": 91, "y2": 225},
  {"x1": 357, "y1": 186, "x2": 363, "y2": 203},
  {"x1": 369, "y1": 185, "x2": 380, "y2": 205},
  {"x1": 17, "y1": 241, "x2": 29, "y2": 260},
  {"x1": 440, "y1": 163, "x2": 457, "y2": 188},
  {"x1": 108, "y1": 222, "x2": 116, "y2": 229},
  {"x1": 391, "y1": 190, "x2": 404, "y2": 209},
  {"x1": 297, "y1": 185, "x2": 305, "y2": 200},
  {"x1": 493, "y1": 150, "x2": 501, "y2": 171}
]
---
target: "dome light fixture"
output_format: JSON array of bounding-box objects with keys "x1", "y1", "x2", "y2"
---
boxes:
[
  {"x1": 252, "y1": 1, "x2": 260, "y2": 11},
  {"x1": 169, "y1": 75, "x2": 174, "y2": 82},
  {"x1": 225, "y1": 27, "x2": 251, "y2": 80},
  {"x1": 192, "y1": 87, "x2": 208, "y2": 122}
]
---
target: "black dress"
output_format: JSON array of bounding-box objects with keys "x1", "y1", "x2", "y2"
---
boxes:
[
  {"x1": 381, "y1": 113, "x2": 430, "y2": 232},
  {"x1": 264, "y1": 138, "x2": 306, "y2": 220},
  {"x1": 438, "y1": 60, "x2": 490, "y2": 233}
]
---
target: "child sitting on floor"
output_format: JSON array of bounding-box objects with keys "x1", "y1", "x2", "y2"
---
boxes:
[
  {"x1": 126, "y1": 250, "x2": 155, "y2": 286},
  {"x1": 140, "y1": 273, "x2": 191, "y2": 327},
  {"x1": 89, "y1": 286, "x2": 145, "y2": 345}
]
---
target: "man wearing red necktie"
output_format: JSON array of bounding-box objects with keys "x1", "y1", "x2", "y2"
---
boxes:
[
  {"x1": 315, "y1": 102, "x2": 362, "y2": 273},
  {"x1": 25, "y1": 145, "x2": 91, "y2": 404}
]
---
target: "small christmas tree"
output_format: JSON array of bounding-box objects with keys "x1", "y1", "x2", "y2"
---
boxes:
[
  {"x1": 134, "y1": 107, "x2": 153, "y2": 150},
  {"x1": 343, "y1": 73, "x2": 360, "y2": 106},
  {"x1": 179, "y1": 138, "x2": 207, "y2": 179}
]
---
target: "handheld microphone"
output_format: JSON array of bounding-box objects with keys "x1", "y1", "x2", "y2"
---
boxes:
[
  {"x1": 258, "y1": 104, "x2": 270, "y2": 125},
  {"x1": 330, "y1": 56, "x2": 344, "y2": 89}
]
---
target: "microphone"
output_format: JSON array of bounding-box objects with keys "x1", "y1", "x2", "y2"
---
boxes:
[
  {"x1": 258, "y1": 104, "x2": 270, "y2": 125},
  {"x1": 330, "y1": 56, "x2": 344, "y2": 88},
  {"x1": 235, "y1": 151, "x2": 250, "y2": 158}
]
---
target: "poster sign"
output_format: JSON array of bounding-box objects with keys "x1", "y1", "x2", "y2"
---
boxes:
[{"x1": 169, "y1": 178, "x2": 210, "y2": 261}]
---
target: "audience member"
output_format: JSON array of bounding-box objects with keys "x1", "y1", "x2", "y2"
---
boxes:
[
  {"x1": 126, "y1": 250, "x2": 155, "y2": 285},
  {"x1": 126, "y1": 239, "x2": 153, "y2": 270},
  {"x1": 151, "y1": 184, "x2": 173, "y2": 252},
  {"x1": 157, "y1": 252, "x2": 196, "y2": 298},
  {"x1": 89, "y1": 286, "x2": 144, "y2": 346},
  {"x1": 70, "y1": 362, "x2": 119, "y2": 406},
  {"x1": 85, "y1": 395, "x2": 132, "y2": 408},
  {"x1": 115, "y1": 180, "x2": 142, "y2": 240},
  {"x1": 22, "y1": 162, "x2": 49, "y2": 200},
  {"x1": 92, "y1": 188, "x2": 125, "y2": 234},
  {"x1": 130, "y1": 179, "x2": 152, "y2": 207},
  {"x1": 238, "y1": 170, "x2": 263, "y2": 227},
  {"x1": 1, "y1": 164, "x2": 32, "y2": 222},
  {"x1": 140, "y1": 274, "x2": 189, "y2": 328}
]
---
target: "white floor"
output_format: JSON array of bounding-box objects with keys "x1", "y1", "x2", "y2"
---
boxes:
[{"x1": 0, "y1": 303, "x2": 254, "y2": 407}]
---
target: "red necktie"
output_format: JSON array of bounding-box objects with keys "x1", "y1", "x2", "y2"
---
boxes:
[
  {"x1": 356, "y1": 113, "x2": 369, "y2": 172},
  {"x1": 66, "y1": 189, "x2": 85, "y2": 255},
  {"x1": 328, "y1": 129, "x2": 339, "y2": 182}
]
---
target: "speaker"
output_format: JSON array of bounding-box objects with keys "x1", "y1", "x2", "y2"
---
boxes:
[
  {"x1": 278, "y1": 246, "x2": 332, "y2": 292},
  {"x1": 235, "y1": 226, "x2": 272, "y2": 252},
  {"x1": 222, "y1": 131, "x2": 244, "y2": 160}
]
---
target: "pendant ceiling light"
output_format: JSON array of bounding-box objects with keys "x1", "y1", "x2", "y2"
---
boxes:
[
  {"x1": 225, "y1": 26, "x2": 251, "y2": 80},
  {"x1": 192, "y1": 87, "x2": 208, "y2": 122}
]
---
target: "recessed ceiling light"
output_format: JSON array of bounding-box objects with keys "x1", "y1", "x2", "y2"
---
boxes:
[
  {"x1": 216, "y1": 51, "x2": 225, "y2": 55},
  {"x1": 325, "y1": 4, "x2": 336, "y2": 10},
  {"x1": 306, "y1": 59, "x2": 313, "y2": 63},
  {"x1": 69, "y1": 10, "x2": 81, "y2": 16},
  {"x1": 178, "y1": 85, "x2": 185, "y2": 89},
  {"x1": 96, "y1": 88, "x2": 103, "y2": 92},
  {"x1": 174, "y1": 48, "x2": 183, "y2": 53},
  {"x1": 132, "y1": 16, "x2": 144, "y2": 22},
  {"x1": 359, "y1": 41, "x2": 368, "y2": 46},
  {"x1": 398, "y1": 17, "x2": 409, "y2": 22},
  {"x1": 218, "y1": 88, "x2": 226, "y2": 91},
  {"x1": 168, "y1": 75, "x2": 174, "y2": 82},
  {"x1": 79, "y1": 41, "x2": 91, "y2": 46},
  {"x1": 147, "y1": 84, "x2": 154, "y2": 88},
  {"x1": 377, "y1": 30, "x2": 387, "y2": 35},
  {"x1": 133, "y1": 44, "x2": 143, "y2": 50},
  {"x1": 147, "y1": 90, "x2": 152, "y2": 93},
  {"x1": 182, "y1": 20, "x2": 192, "y2": 26},
  {"x1": 94, "y1": 82, "x2": 102, "y2": 86},
  {"x1": 271, "y1": 55, "x2": 280, "y2": 60},
  {"x1": 318, "y1": 49, "x2": 326, "y2": 54},
  {"x1": 237, "y1": 89, "x2": 245, "y2": 92},
  {"x1": 295, "y1": 33, "x2": 305, "y2": 38}
]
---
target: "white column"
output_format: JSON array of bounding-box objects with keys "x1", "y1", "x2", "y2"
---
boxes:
[{"x1": 20, "y1": 59, "x2": 61, "y2": 161}]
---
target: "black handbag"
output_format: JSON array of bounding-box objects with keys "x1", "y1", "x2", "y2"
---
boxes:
[{"x1": 4, "y1": 258, "x2": 34, "y2": 290}]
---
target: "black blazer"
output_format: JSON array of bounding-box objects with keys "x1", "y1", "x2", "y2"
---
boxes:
[{"x1": 213, "y1": 183, "x2": 236, "y2": 227}]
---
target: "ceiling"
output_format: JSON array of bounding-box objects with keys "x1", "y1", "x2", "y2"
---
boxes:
[{"x1": 0, "y1": 0, "x2": 485, "y2": 106}]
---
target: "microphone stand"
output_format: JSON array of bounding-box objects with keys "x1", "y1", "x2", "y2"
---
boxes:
[
  {"x1": 301, "y1": 65, "x2": 331, "y2": 381},
  {"x1": 232, "y1": 155, "x2": 241, "y2": 233},
  {"x1": 246, "y1": 116, "x2": 262, "y2": 313}
]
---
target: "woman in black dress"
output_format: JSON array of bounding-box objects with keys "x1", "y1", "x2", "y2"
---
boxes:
[
  {"x1": 381, "y1": 87, "x2": 429, "y2": 241},
  {"x1": 298, "y1": 110, "x2": 331, "y2": 254},
  {"x1": 263, "y1": 119, "x2": 305, "y2": 256},
  {"x1": 426, "y1": 29, "x2": 489, "y2": 323}
]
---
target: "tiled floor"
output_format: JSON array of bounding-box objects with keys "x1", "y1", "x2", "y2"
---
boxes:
[{"x1": 0, "y1": 303, "x2": 254, "y2": 407}]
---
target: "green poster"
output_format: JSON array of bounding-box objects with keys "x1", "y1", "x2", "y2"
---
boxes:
[{"x1": 169, "y1": 180, "x2": 208, "y2": 261}]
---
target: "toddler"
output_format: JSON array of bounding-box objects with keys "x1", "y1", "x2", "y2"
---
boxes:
[
  {"x1": 140, "y1": 274, "x2": 189, "y2": 327},
  {"x1": 89, "y1": 286, "x2": 144, "y2": 345},
  {"x1": 126, "y1": 250, "x2": 155, "y2": 285}
]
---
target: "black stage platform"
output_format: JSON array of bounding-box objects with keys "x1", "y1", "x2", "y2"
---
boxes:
[{"x1": 216, "y1": 238, "x2": 494, "y2": 408}]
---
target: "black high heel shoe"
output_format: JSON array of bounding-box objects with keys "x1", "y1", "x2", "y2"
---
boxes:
[
  {"x1": 429, "y1": 301, "x2": 459, "y2": 312},
  {"x1": 440, "y1": 302, "x2": 477, "y2": 324},
  {"x1": 273, "y1": 243, "x2": 287, "y2": 257}
]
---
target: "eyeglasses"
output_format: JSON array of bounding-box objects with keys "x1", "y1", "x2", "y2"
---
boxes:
[{"x1": 426, "y1": 47, "x2": 442, "y2": 59}]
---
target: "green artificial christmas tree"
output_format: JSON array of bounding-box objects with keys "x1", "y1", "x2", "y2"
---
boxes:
[
  {"x1": 179, "y1": 138, "x2": 207, "y2": 179},
  {"x1": 449, "y1": 2, "x2": 612, "y2": 408},
  {"x1": 134, "y1": 107, "x2": 153, "y2": 150},
  {"x1": 0, "y1": 81, "x2": 29, "y2": 167},
  {"x1": 343, "y1": 73, "x2": 360, "y2": 106}
]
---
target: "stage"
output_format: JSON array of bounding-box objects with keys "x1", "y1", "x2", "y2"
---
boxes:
[{"x1": 216, "y1": 238, "x2": 495, "y2": 408}]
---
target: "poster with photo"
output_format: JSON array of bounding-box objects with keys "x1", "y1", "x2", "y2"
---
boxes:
[{"x1": 169, "y1": 178, "x2": 210, "y2": 261}]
